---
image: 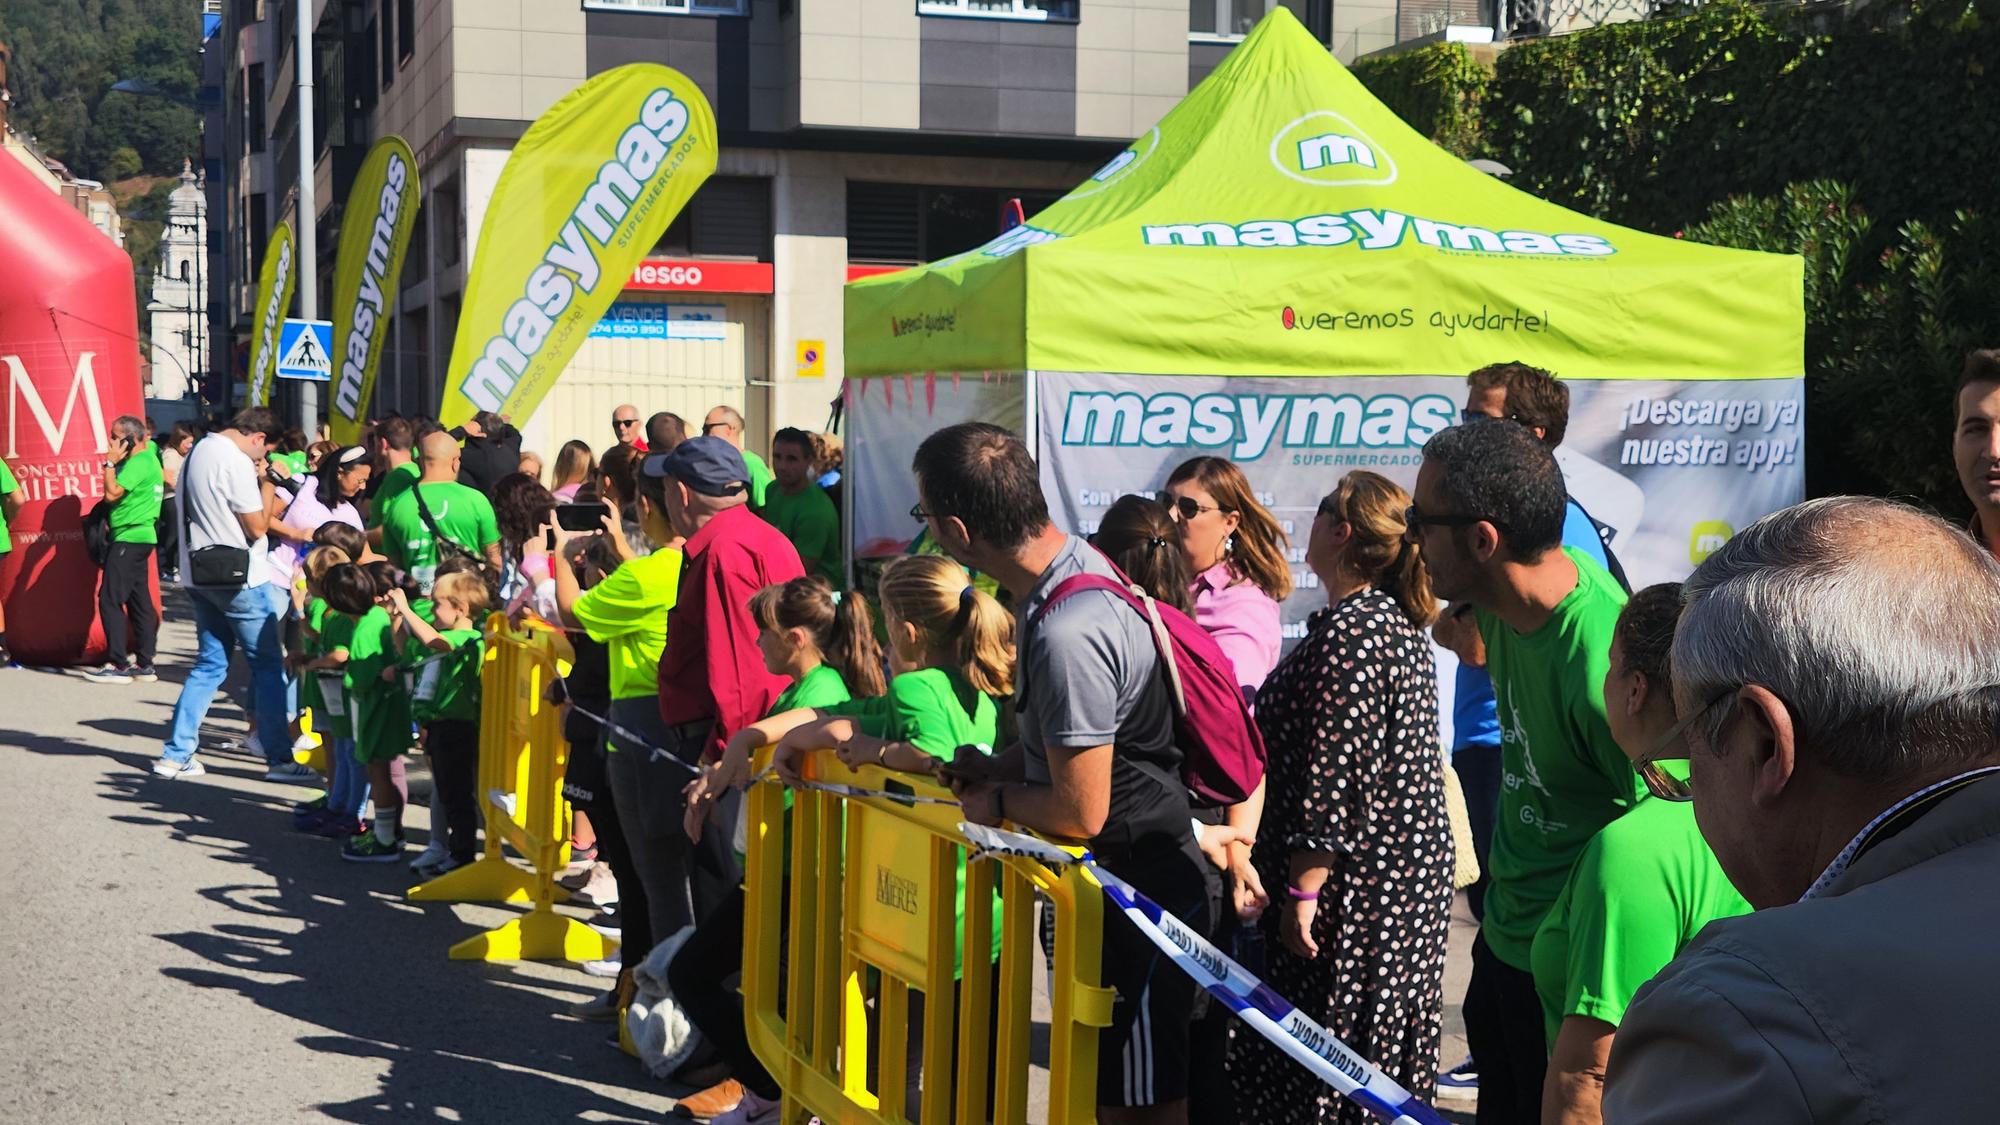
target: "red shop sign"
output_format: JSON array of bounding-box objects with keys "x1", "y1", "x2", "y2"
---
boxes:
[{"x1": 627, "y1": 258, "x2": 774, "y2": 294}]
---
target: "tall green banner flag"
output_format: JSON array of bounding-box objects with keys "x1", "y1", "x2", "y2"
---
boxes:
[
  {"x1": 438, "y1": 64, "x2": 716, "y2": 428},
  {"x1": 248, "y1": 222, "x2": 296, "y2": 407},
  {"x1": 328, "y1": 135, "x2": 421, "y2": 443}
]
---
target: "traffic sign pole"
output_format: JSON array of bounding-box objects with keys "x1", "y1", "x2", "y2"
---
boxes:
[{"x1": 296, "y1": 0, "x2": 318, "y2": 436}]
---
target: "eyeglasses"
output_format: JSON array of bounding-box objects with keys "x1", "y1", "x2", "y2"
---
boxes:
[
  {"x1": 1167, "y1": 495, "x2": 1228, "y2": 522},
  {"x1": 1633, "y1": 690, "x2": 1734, "y2": 802},
  {"x1": 910, "y1": 502, "x2": 933, "y2": 522},
  {"x1": 1401, "y1": 503, "x2": 1505, "y2": 543},
  {"x1": 613, "y1": 418, "x2": 637, "y2": 429}
]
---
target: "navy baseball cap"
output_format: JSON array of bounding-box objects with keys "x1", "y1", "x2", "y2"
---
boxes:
[{"x1": 643, "y1": 436, "x2": 748, "y2": 497}]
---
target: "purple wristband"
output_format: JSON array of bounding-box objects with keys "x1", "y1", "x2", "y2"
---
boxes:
[{"x1": 1286, "y1": 884, "x2": 1320, "y2": 902}]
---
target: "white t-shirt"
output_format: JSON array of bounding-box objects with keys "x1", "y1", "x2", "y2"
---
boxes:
[{"x1": 178, "y1": 432, "x2": 270, "y2": 589}]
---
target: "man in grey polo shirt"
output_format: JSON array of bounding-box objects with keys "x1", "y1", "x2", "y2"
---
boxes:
[{"x1": 920, "y1": 422, "x2": 1214, "y2": 1125}]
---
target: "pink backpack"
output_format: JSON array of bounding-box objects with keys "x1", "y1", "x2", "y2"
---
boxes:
[{"x1": 1032, "y1": 571, "x2": 1268, "y2": 808}]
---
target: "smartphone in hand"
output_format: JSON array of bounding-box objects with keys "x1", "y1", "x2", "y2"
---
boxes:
[{"x1": 555, "y1": 502, "x2": 610, "y2": 532}]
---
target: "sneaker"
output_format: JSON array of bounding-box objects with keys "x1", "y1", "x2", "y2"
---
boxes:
[
  {"x1": 569, "y1": 987, "x2": 620, "y2": 1022},
  {"x1": 263, "y1": 761, "x2": 321, "y2": 785},
  {"x1": 129, "y1": 665, "x2": 159, "y2": 683},
  {"x1": 587, "y1": 909, "x2": 621, "y2": 937},
  {"x1": 570, "y1": 864, "x2": 620, "y2": 909},
  {"x1": 677, "y1": 1078, "x2": 745, "y2": 1121},
  {"x1": 581, "y1": 955, "x2": 622, "y2": 979},
  {"x1": 150, "y1": 755, "x2": 206, "y2": 779},
  {"x1": 408, "y1": 839, "x2": 449, "y2": 874},
  {"x1": 341, "y1": 834, "x2": 405, "y2": 863},
  {"x1": 83, "y1": 663, "x2": 132, "y2": 684},
  {"x1": 1437, "y1": 1058, "x2": 1478, "y2": 1096},
  {"x1": 712, "y1": 1090, "x2": 781, "y2": 1125},
  {"x1": 293, "y1": 794, "x2": 330, "y2": 822},
  {"x1": 310, "y1": 815, "x2": 365, "y2": 839},
  {"x1": 412, "y1": 852, "x2": 465, "y2": 879}
]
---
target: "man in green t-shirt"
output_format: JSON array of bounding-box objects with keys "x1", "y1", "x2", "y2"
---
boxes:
[
  {"x1": 1410, "y1": 417, "x2": 1641, "y2": 1125},
  {"x1": 702, "y1": 404, "x2": 773, "y2": 508},
  {"x1": 86, "y1": 416, "x2": 165, "y2": 682},
  {"x1": 364, "y1": 417, "x2": 417, "y2": 547},
  {"x1": 379, "y1": 431, "x2": 501, "y2": 594},
  {"x1": 759, "y1": 427, "x2": 842, "y2": 585}
]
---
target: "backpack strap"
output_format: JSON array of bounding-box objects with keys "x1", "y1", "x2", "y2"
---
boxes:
[
  {"x1": 1032, "y1": 573, "x2": 1188, "y2": 717},
  {"x1": 1570, "y1": 499, "x2": 1633, "y2": 594}
]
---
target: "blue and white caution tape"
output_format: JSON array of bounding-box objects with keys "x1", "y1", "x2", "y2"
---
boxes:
[
  {"x1": 959, "y1": 822, "x2": 1451, "y2": 1125},
  {"x1": 558, "y1": 695, "x2": 705, "y2": 774}
]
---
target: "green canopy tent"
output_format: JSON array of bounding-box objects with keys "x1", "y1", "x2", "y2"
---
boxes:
[{"x1": 843, "y1": 7, "x2": 1803, "y2": 640}]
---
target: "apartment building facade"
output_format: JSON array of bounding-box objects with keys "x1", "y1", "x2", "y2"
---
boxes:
[{"x1": 214, "y1": 0, "x2": 1385, "y2": 446}]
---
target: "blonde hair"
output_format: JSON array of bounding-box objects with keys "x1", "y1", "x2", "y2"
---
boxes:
[
  {"x1": 432, "y1": 570, "x2": 493, "y2": 618},
  {"x1": 1324, "y1": 471, "x2": 1437, "y2": 627},
  {"x1": 1166, "y1": 456, "x2": 1294, "y2": 601},
  {"x1": 303, "y1": 546, "x2": 352, "y2": 594},
  {"x1": 749, "y1": 576, "x2": 887, "y2": 699},
  {"x1": 877, "y1": 555, "x2": 1014, "y2": 697}
]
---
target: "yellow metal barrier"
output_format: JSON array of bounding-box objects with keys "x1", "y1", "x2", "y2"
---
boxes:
[
  {"x1": 744, "y1": 749, "x2": 1113, "y2": 1125},
  {"x1": 409, "y1": 613, "x2": 612, "y2": 964}
]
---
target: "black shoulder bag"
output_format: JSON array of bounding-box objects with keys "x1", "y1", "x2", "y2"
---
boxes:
[
  {"x1": 185, "y1": 446, "x2": 252, "y2": 587},
  {"x1": 412, "y1": 485, "x2": 499, "y2": 600}
]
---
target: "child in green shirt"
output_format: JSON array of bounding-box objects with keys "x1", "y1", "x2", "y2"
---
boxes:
[
  {"x1": 334, "y1": 561, "x2": 419, "y2": 862},
  {"x1": 381, "y1": 571, "x2": 489, "y2": 875},
  {"x1": 304, "y1": 562, "x2": 379, "y2": 840},
  {"x1": 291, "y1": 545, "x2": 356, "y2": 832}
]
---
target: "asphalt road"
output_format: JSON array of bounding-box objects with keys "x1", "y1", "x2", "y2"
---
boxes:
[{"x1": 0, "y1": 596, "x2": 1475, "y2": 1124}]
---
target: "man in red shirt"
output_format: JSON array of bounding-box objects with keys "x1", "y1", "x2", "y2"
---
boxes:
[{"x1": 648, "y1": 436, "x2": 804, "y2": 916}]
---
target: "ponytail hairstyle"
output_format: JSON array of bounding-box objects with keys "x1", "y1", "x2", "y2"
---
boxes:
[
  {"x1": 1165, "y1": 456, "x2": 1294, "y2": 601},
  {"x1": 876, "y1": 554, "x2": 1015, "y2": 698},
  {"x1": 1090, "y1": 494, "x2": 1194, "y2": 615},
  {"x1": 1612, "y1": 583, "x2": 1683, "y2": 689},
  {"x1": 749, "y1": 576, "x2": 887, "y2": 699},
  {"x1": 363, "y1": 560, "x2": 422, "y2": 604},
  {"x1": 1322, "y1": 470, "x2": 1438, "y2": 627}
]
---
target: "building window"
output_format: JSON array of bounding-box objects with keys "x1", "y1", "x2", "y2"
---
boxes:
[
  {"x1": 1190, "y1": 0, "x2": 1303, "y2": 38},
  {"x1": 580, "y1": 0, "x2": 751, "y2": 14},
  {"x1": 398, "y1": 0, "x2": 415, "y2": 63},
  {"x1": 652, "y1": 176, "x2": 772, "y2": 259},
  {"x1": 247, "y1": 64, "x2": 266, "y2": 152},
  {"x1": 917, "y1": 0, "x2": 1079, "y2": 20},
  {"x1": 378, "y1": 10, "x2": 394, "y2": 90},
  {"x1": 848, "y1": 182, "x2": 1064, "y2": 264}
]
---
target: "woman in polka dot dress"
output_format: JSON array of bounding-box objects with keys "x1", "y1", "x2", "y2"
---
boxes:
[{"x1": 1229, "y1": 471, "x2": 1456, "y2": 1124}]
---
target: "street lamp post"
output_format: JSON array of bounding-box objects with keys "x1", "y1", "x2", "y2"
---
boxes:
[{"x1": 295, "y1": 0, "x2": 318, "y2": 436}]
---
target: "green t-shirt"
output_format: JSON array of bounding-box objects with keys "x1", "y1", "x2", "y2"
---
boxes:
[
  {"x1": 759, "y1": 482, "x2": 841, "y2": 586},
  {"x1": 367, "y1": 461, "x2": 419, "y2": 529},
  {"x1": 774, "y1": 663, "x2": 855, "y2": 713},
  {"x1": 380, "y1": 480, "x2": 499, "y2": 594},
  {"x1": 1530, "y1": 764, "x2": 1752, "y2": 1045},
  {"x1": 108, "y1": 445, "x2": 164, "y2": 544},
  {"x1": 407, "y1": 627, "x2": 483, "y2": 724},
  {"x1": 0, "y1": 457, "x2": 15, "y2": 553},
  {"x1": 301, "y1": 598, "x2": 330, "y2": 719},
  {"x1": 316, "y1": 612, "x2": 359, "y2": 741},
  {"x1": 1478, "y1": 548, "x2": 1643, "y2": 971},
  {"x1": 831, "y1": 667, "x2": 1002, "y2": 973},
  {"x1": 346, "y1": 605, "x2": 413, "y2": 762},
  {"x1": 571, "y1": 547, "x2": 683, "y2": 702},
  {"x1": 744, "y1": 448, "x2": 774, "y2": 509}
]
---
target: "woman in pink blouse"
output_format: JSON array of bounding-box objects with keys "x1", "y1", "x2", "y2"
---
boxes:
[{"x1": 1163, "y1": 456, "x2": 1293, "y2": 698}]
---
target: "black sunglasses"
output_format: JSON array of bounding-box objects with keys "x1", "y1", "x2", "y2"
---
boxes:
[
  {"x1": 614, "y1": 418, "x2": 637, "y2": 429},
  {"x1": 1402, "y1": 503, "x2": 1505, "y2": 540},
  {"x1": 1167, "y1": 495, "x2": 1229, "y2": 522}
]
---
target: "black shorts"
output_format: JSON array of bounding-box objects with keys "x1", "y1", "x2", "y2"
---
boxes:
[{"x1": 1095, "y1": 835, "x2": 1217, "y2": 1108}]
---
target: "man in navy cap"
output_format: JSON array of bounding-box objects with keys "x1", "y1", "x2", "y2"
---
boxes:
[{"x1": 648, "y1": 436, "x2": 804, "y2": 918}]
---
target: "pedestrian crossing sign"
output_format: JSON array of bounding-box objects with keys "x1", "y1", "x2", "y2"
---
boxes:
[{"x1": 277, "y1": 319, "x2": 334, "y2": 382}]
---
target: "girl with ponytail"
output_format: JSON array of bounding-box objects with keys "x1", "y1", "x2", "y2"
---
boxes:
[{"x1": 1231, "y1": 470, "x2": 1454, "y2": 1117}]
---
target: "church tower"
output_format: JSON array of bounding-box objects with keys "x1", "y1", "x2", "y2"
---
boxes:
[{"x1": 147, "y1": 158, "x2": 208, "y2": 401}]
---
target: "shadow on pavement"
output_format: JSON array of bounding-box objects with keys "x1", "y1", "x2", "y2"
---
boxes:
[{"x1": 7, "y1": 722, "x2": 680, "y2": 1122}]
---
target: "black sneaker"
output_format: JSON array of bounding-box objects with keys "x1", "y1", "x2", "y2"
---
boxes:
[
  {"x1": 130, "y1": 664, "x2": 159, "y2": 683},
  {"x1": 587, "y1": 908, "x2": 620, "y2": 937}
]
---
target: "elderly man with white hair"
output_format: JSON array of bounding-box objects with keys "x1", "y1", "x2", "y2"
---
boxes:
[{"x1": 1603, "y1": 496, "x2": 2000, "y2": 1124}]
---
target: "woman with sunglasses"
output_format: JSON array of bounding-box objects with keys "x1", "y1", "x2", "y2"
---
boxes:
[
  {"x1": 1230, "y1": 471, "x2": 1454, "y2": 1125},
  {"x1": 1530, "y1": 582, "x2": 1750, "y2": 1125},
  {"x1": 1162, "y1": 456, "x2": 1292, "y2": 697}
]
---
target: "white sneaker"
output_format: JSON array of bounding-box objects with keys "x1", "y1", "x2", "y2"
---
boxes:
[
  {"x1": 571, "y1": 864, "x2": 620, "y2": 909},
  {"x1": 263, "y1": 761, "x2": 320, "y2": 785},
  {"x1": 83, "y1": 663, "x2": 132, "y2": 684},
  {"x1": 581, "y1": 955, "x2": 622, "y2": 979},
  {"x1": 408, "y1": 840, "x2": 449, "y2": 874},
  {"x1": 152, "y1": 756, "x2": 207, "y2": 779},
  {"x1": 245, "y1": 732, "x2": 267, "y2": 759},
  {"x1": 713, "y1": 1090, "x2": 782, "y2": 1125}
]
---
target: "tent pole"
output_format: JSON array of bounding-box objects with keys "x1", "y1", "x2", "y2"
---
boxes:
[{"x1": 1022, "y1": 370, "x2": 1039, "y2": 461}]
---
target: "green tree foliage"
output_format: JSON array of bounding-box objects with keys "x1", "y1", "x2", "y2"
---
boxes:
[
  {"x1": 1349, "y1": 44, "x2": 1489, "y2": 159},
  {"x1": 1686, "y1": 184, "x2": 2000, "y2": 509},
  {"x1": 0, "y1": 0, "x2": 202, "y2": 183}
]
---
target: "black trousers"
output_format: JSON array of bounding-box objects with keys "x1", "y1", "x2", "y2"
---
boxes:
[
  {"x1": 156, "y1": 493, "x2": 180, "y2": 573},
  {"x1": 1464, "y1": 932, "x2": 1547, "y2": 1125},
  {"x1": 98, "y1": 541, "x2": 158, "y2": 666},
  {"x1": 425, "y1": 720, "x2": 481, "y2": 862},
  {"x1": 670, "y1": 884, "x2": 781, "y2": 1099}
]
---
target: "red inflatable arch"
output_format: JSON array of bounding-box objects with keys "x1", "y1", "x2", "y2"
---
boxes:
[{"x1": 0, "y1": 153, "x2": 154, "y2": 667}]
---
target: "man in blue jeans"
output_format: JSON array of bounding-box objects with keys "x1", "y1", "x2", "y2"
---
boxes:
[{"x1": 154, "y1": 407, "x2": 312, "y2": 782}]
